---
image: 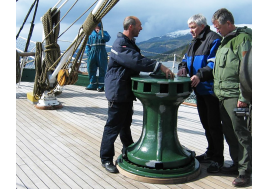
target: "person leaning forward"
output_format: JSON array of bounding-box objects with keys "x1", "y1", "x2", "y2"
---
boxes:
[
  {"x1": 212, "y1": 8, "x2": 252, "y2": 187},
  {"x1": 100, "y1": 16, "x2": 174, "y2": 173},
  {"x1": 177, "y1": 14, "x2": 224, "y2": 173}
]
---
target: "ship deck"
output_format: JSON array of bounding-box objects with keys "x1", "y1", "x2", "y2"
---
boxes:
[{"x1": 16, "y1": 82, "x2": 252, "y2": 189}]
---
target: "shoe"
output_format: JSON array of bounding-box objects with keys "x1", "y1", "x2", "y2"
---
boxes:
[
  {"x1": 207, "y1": 161, "x2": 223, "y2": 173},
  {"x1": 232, "y1": 175, "x2": 251, "y2": 187},
  {"x1": 195, "y1": 152, "x2": 212, "y2": 163},
  {"x1": 221, "y1": 163, "x2": 238, "y2": 175},
  {"x1": 102, "y1": 162, "x2": 119, "y2": 173},
  {"x1": 85, "y1": 87, "x2": 97, "y2": 90},
  {"x1": 85, "y1": 84, "x2": 97, "y2": 90},
  {"x1": 97, "y1": 87, "x2": 104, "y2": 92}
]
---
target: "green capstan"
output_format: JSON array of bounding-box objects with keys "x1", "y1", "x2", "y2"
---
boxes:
[{"x1": 117, "y1": 75, "x2": 200, "y2": 183}]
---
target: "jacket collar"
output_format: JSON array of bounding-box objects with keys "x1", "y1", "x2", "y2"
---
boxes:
[
  {"x1": 117, "y1": 32, "x2": 136, "y2": 42},
  {"x1": 224, "y1": 28, "x2": 237, "y2": 38},
  {"x1": 117, "y1": 32, "x2": 140, "y2": 52},
  {"x1": 219, "y1": 28, "x2": 238, "y2": 47},
  {"x1": 192, "y1": 25, "x2": 210, "y2": 41},
  {"x1": 224, "y1": 26, "x2": 250, "y2": 39}
]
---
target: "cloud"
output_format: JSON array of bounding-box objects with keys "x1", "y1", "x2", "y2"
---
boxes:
[
  {"x1": 102, "y1": 0, "x2": 252, "y2": 44},
  {"x1": 16, "y1": 0, "x2": 252, "y2": 50}
]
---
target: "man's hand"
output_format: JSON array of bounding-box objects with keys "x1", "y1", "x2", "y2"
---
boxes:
[
  {"x1": 160, "y1": 64, "x2": 174, "y2": 79},
  {"x1": 237, "y1": 100, "x2": 248, "y2": 108},
  {"x1": 190, "y1": 75, "x2": 200, "y2": 87},
  {"x1": 177, "y1": 68, "x2": 187, "y2": 77}
]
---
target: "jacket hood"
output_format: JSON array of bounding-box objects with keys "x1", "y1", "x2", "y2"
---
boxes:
[{"x1": 225, "y1": 26, "x2": 252, "y2": 39}]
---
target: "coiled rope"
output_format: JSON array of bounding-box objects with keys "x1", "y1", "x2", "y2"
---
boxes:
[
  {"x1": 33, "y1": 8, "x2": 61, "y2": 97},
  {"x1": 33, "y1": 0, "x2": 119, "y2": 98}
]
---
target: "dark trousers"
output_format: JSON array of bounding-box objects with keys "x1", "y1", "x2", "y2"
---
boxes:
[
  {"x1": 219, "y1": 98, "x2": 252, "y2": 176},
  {"x1": 100, "y1": 101, "x2": 134, "y2": 164},
  {"x1": 196, "y1": 94, "x2": 224, "y2": 164}
]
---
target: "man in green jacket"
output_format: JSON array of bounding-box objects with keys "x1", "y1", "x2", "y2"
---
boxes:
[{"x1": 212, "y1": 8, "x2": 252, "y2": 187}]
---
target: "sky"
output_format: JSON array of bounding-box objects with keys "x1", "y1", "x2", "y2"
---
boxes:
[{"x1": 16, "y1": 0, "x2": 253, "y2": 50}]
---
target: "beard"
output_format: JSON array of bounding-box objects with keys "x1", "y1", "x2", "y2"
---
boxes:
[{"x1": 132, "y1": 29, "x2": 139, "y2": 37}]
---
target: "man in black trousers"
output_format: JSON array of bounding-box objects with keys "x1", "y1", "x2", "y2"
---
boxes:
[{"x1": 100, "y1": 16, "x2": 174, "y2": 173}]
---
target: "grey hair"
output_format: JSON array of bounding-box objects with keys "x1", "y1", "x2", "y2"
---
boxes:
[
  {"x1": 212, "y1": 8, "x2": 234, "y2": 25},
  {"x1": 123, "y1": 16, "x2": 136, "y2": 30},
  {"x1": 187, "y1": 14, "x2": 207, "y2": 26}
]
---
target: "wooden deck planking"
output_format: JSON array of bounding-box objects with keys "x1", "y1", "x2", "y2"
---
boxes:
[
  {"x1": 17, "y1": 127, "x2": 79, "y2": 188},
  {"x1": 16, "y1": 164, "x2": 39, "y2": 189},
  {"x1": 18, "y1": 98, "x2": 145, "y2": 187},
  {"x1": 16, "y1": 82, "x2": 252, "y2": 189},
  {"x1": 16, "y1": 148, "x2": 60, "y2": 189},
  {"x1": 18, "y1": 120, "x2": 104, "y2": 189}
]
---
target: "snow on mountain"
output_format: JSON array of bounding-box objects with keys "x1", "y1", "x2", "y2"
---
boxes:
[
  {"x1": 137, "y1": 24, "x2": 252, "y2": 59},
  {"x1": 165, "y1": 24, "x2": 252, "y2": 38},
  {"x1": 210, "y1": 24, "x2": 252, "y2": 32},
  {"x1": 165, "y1": 29, "x2": 190, "y2": 38},
  {"x1": 235, "y1": 24, "x2": 252, "y2": 29}
]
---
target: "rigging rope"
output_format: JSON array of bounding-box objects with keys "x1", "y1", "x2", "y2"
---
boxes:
[
  {"x1": 24, "y1": 0, "x2": 39, "y2": 52},
  {"x1": 55, "y1": 0, "x2": 119, "y2": 88},
  {"x1": 33, "y1": 0, "x2": 119, "y2": 97},
  {"x1": 16, "y1": 50, "x2": 21, "y2": 83},
  {"x1": 16, "y1": 0, "x2": 37, "y2": 40},
  {"x1": 58, "y1": 0, "x2": 99, "y2": 39},
  {"x1": 16, "y1": 0, "x2": 39, "y2": 84}
]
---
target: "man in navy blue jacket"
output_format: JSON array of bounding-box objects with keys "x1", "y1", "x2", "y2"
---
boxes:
[
  {"x1": 178, "y1": 14, "x2": 224, "y2": 173},
  {"x1": 100, "y1": 16, "x2": 174, "y2": 173}
]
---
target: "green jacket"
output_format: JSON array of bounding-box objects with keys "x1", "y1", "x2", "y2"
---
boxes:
[{"x1": 213, "y1": 27, "x2": 252, "y2": 103}]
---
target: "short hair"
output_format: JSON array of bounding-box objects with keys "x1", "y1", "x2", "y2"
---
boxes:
[
  {"x1": 187, "y1": 14, "x2": 207, "y2": 26},
  {"x1": 212, "y1": 8, "x2": 234, "y2": 25},
  {"x1": 123, "y1": 16, "x2": 136, "y2": 30}
]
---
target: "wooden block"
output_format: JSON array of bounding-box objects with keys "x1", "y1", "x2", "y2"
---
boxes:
[{"x1": 27, "y1": 92, "x2": 39, "y2": 104}]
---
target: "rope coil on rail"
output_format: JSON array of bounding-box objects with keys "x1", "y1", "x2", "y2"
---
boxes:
[{"x1": 33, "y1": 8, "x2": 61, "y2": 97}]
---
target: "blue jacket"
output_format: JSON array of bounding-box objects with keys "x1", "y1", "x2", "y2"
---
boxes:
[
  {"x1": 178, "y1": 25, "x2": 221, "y2": 95},
  {"x1": 85, "y1": 30, "x2": 110, "y2": 53},
  {"x1": 105, "y1": 32, "x2": 161, "y2": 102}
]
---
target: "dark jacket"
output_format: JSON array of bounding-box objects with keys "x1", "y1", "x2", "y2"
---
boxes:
[
  {"x1": 105, "y1": 32, "x2": 161, "y2": 102},
  {"x1": 178, "y1": 25, "x2": 221, "y2": 95}
]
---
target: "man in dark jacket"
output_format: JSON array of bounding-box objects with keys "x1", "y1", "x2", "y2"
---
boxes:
[
  {"x1": 100, "y1": 16, "x2": 174, "y2": 173},
  {"x1": 177, "y1": 14, "x2": 224, "y2": 173}
]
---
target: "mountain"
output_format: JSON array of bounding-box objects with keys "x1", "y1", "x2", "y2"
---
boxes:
[
  {"x1": 137, "y1": 29, "x2": 192, "y2": 61},
  {"x1": 136, "y1": 24, "x2": 252, "y2": 62}
]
